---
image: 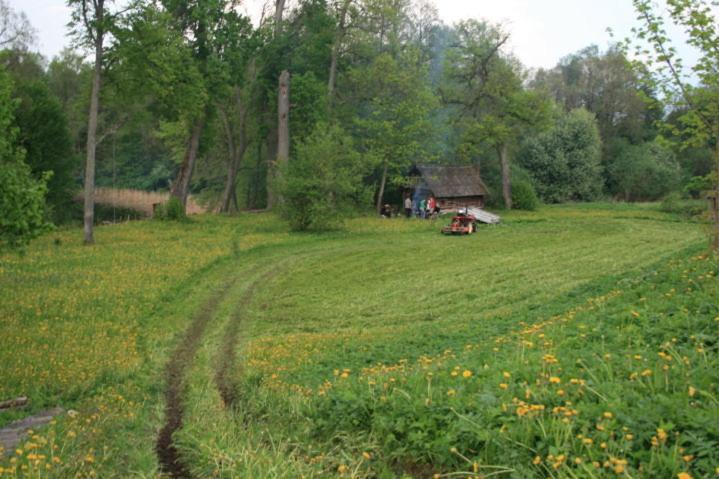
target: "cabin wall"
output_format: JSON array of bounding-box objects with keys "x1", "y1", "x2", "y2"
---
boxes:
[{"x1": 437, "y1": 196, "x2": 485, "y2": 210}]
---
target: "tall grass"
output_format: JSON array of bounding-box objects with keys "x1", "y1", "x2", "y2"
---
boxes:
[{"x1": 90, "y1": 188, "x2": 206, "y2": 216}]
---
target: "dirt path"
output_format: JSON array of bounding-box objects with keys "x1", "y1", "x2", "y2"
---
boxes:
[
  {"x1": 215, "y1": 270, "x2": 276, "y2": 409},
  {"x1": 156, "y1": 281, "x2": 235, "y2": 479}
]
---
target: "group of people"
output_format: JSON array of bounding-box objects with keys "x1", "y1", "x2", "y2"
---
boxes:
[{"x1": 404, "y1": 195, "x2": 439, "y2": 219}]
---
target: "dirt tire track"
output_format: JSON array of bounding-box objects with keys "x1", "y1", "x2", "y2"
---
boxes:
[
  {"x1": 156, "y1": 280, "x2": 235, "y2": 479},
  {"x1": 215, "y1": 269, "x2": 278, "y2": 409}
]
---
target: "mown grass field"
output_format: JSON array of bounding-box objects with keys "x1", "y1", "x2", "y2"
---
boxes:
[{"x1": 0, "y1": 204, "x2": 716, "y2": 478}]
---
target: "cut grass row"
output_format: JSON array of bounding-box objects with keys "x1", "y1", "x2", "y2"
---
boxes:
[{"x1": 174, "y1": 207, "x2": 714, "y2": 477}]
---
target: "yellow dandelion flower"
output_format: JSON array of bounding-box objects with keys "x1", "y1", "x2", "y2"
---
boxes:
[
  {"x1": 362, "y1": 452, "x2": 371, "y2": 460},
  {"x1": 462, "y1": 370, "x2": 472, "y2": 378},
  {"x1": 499, "y1": 383, "x2": 508, "y2": 390},
  {"x1": 603, "y1": 412, "x2": 613, "y2": 419},
  {"x1": 533, "y1": 455, "x2": 542, "y2": 465},
  {"x1": 677, "y1": 473, "x2": 692, "y2": 479},
  {"x1": 549, "y1": 376, "x2": 561, "y2": 384}
]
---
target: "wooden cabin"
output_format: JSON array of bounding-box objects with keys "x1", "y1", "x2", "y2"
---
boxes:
[{"x1": 410, "y1": 165, "x2": 489, "y2": 210}]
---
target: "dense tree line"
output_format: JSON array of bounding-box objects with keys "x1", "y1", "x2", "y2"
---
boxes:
[{"x1": 0, "y1": 0, "x2": 716, "y2": 243}]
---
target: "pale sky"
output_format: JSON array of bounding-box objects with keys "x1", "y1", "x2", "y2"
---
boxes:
[{"x1": 7, "y1": 0, "x2": 702, "y2": 72}]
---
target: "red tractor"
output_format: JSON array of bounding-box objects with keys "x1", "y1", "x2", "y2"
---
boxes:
[{"x1": 441, "y1": 212, "x2": 478, "y2": 235}]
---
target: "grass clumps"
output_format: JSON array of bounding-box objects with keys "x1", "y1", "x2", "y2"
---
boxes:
[{"x1": 153, "y1": 196, "x2": 186, "y2": 221}]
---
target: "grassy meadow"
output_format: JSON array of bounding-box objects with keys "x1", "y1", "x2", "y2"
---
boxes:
[{"x1": 0, "y1": 204, "x2": 717, "y2": 478}]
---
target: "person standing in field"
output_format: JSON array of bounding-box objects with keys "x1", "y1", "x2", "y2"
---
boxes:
[
  {"x1": 419, "y1": 198, "x2": 427, "y2": 219},
  {"x1": 427, "y1": 196, "x2": 436, "y2": 218},
  {"x1": 404, "y1": 195, "x2": 412, "y2": 218}
]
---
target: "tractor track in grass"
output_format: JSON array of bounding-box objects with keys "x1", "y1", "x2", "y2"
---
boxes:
[
  {"x1": 215, "y1": 268, "x2": 279, "y2": 409},
  {"x1": 156, "y1": 280, "x2": 236, "y2": 479}
]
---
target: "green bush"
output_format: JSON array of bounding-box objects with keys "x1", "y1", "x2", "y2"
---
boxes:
[
  {"x1": 277, "y1": 123, "x2": 370, "y2": 231},
  {"x1": 0, "y1": 65, "x2": 51, "y2": 250},
  {"x1": 511, "y1": 180, "x2": 540, "y2": 211},
  {"x1": 660, "y1": 192, "x2": 706, "y2": 217},
  {"x1": 154, "y1": 196, "x2": 186, "y2": 221},
  {"x1": 605, "y1": 139, "x2": 681, "y2": 201},
  {"x1": 683, "y1": 174, "x2": 715, "y2": 199}
]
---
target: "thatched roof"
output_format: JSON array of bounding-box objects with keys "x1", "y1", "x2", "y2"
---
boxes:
[{"x1": 413, "y1": 165, "x2": 489, "y2": 198}]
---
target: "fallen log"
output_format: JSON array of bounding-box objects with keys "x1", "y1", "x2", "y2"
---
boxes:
[{"x1": 0, "y1": 397, "x2": 28, "y2": 410}]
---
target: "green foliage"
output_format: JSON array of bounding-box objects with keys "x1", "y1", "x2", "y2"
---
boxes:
[
  {"x1": 606, "y1": 139, "x2": 681, "y2": 201},
  {"x1": 684, "y1": 173, "x2": 715, "y2": 199},
  {"x1": 532, "y1": 45, "x2": 660, "y2": 145},
  {"x1": 630, "y1": 0, "x2": 719, "y2": 151},
  {"x1": 278, "y1": 123, "x2": 369, "y2": 231},
  {"x1": 519, "y1": 108, "x2": 603, "y2": 202},
  {"x1": 352, "y1": 52, "x2": 437, "y2": 200},
  {"x1": 289, "y1": 71, "x2": 327, "y2": 144},
  {"x1": 660, "y1": 192, "x2": 706, "y2": 218},
  {"x1": 154, "y1": 196, "x2": 186, "y2": 221},
  {"x1": 12, "y1": 79, "x2": 77, "y2": 222},
  {"x1": 510, "y1": 179, "x2": 540, "y2": 211},
  {"x1": 0, "y1": 65, "x2": 50, "y2": 250}
]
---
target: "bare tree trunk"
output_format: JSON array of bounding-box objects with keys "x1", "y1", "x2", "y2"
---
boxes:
[
  {"x1": 499, "y1": 143, "x2": 512, "y2": 209},
  {"x1": 83, "y1": 1, "x2": 104, "y2": 245},
  {"x1": 277, "y1": 70, "x2": 290, "y2": 163},
  {"x1": 375, "y1": 161, "x2": 388, "y2": 214},
  {"x1": 269, "y1": 70, "x2": 290, "y2": 210},
  {"x1": 170, "y1": 117, "x2": 204, "y2": 209},
  {"x1": 274, "y1": 0, "x2": 286, "y2": 37},
  {"x1": 328, "y1": 0, "x2": 351, "y2": 103}
]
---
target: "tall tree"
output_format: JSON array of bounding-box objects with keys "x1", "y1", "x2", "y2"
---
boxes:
[
  {"x1": 68, "y1": 0, "x2": 112, "y2": 244},
  {"x1": 215, "y1": 10, "x2": 255, "y2": 213},
  {"x1": 162, "y1": 0, "x2": 242, "y2": 211},
  {"x1": 443, "y1": 20, "x2": 550, "y2": 208},
  {"x1": 631, "y1": 0, "x2": 719, "y2": 249},
  {"x1": 271, "y1": 69, "x2": 290, "y2": 209},
  {"x1": 352, "y1": 52, "x2": 436, "y2": 212}
]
